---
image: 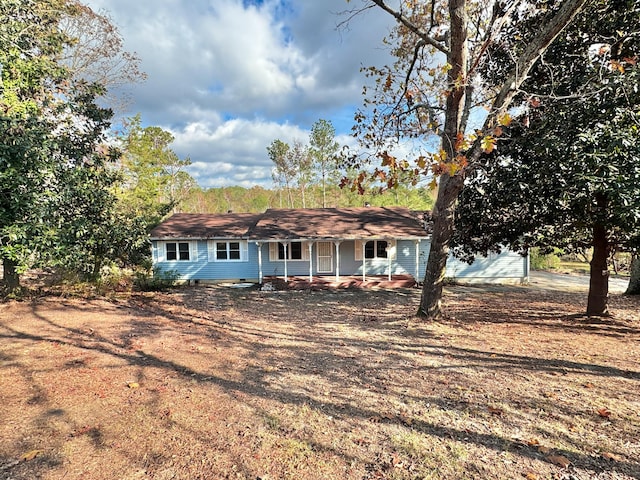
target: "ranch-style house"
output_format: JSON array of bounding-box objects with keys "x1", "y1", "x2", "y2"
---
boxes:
[{"x1": 150, "y1": 206, "x2": 529, "y2": 286}]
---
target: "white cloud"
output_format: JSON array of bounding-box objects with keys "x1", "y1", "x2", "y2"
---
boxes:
[
  {"x1": 84, "y1": 0, "x2": 399, "y2": 188},
  {"x1": 169, "y1": 118, "x2": 310, "y2": 188}
]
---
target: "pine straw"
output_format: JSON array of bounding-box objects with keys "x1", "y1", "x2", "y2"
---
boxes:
[{"x1": 0, "y1": 284, "x2": 638, "y2": 480}]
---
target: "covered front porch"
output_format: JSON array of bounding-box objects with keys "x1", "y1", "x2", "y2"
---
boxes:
[{"x1": 255, "y1": 238, "x2": 423, "y2": 285}]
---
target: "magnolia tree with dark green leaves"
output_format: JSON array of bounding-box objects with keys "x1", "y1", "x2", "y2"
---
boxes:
[
  {"x1": 345, "y1": 0, "x2": 590, "y2": 319},
  {"x1": 0, "y1": 0, "x2": 145, "y2": 291},
  {"x1": 453, "y1": 0, "x2": 640, "y2": 315},
  {"x1": 45, "y1": 153, "x2": 151, "y2": 280},
  {"x1": 1, "y1": 0, "x2": 73, "y2": 290}
]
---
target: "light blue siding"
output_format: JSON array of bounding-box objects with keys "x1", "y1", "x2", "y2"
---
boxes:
[
  {"x1": 259, "y1": 240, "x2": 422, "y2": 278},
  {"x1": 153, "y1": 240, "x2": 259, "y2": 281},
  {"x1": 445, "y1": 250, "x2": 529, "y2": 282},
  {"x1": 415, "y1": 241, "x2": 529, "y2": 283},
  {"x1": 152, "y1": 238, "x2": 528, "y2": 283}
]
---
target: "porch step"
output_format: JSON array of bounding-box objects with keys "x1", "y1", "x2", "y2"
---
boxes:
[{"x1": 263, "y1": 275, "x2": 417, "y2": 290}]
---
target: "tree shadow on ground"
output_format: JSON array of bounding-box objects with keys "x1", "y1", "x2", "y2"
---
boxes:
[{"x1": 0, "y1": 286, "x2": 638, "y2": 479}]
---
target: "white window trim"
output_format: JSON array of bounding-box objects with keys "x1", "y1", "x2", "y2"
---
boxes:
[
  {"x1": 268, "y1": 241, "x2": 310, "y2": 262},
  {"x1": 158, "y1": 241, "x2": 197, "y2": 262},
  {"x1": 208, "y1": 240, "x2": 248, "y2": 262},
  {"x1": 355, "y1": 240, "x2": 396, "y2": 261}
]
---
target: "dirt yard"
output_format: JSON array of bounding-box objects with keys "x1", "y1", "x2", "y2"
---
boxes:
[{"x1": 0, "y1": 283, "x2": 639, "y2": 480}]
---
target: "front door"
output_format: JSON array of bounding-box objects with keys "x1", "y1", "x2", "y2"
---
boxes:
[{"x1": 317, "y1": 242, "x2": 333, "y2": 273}]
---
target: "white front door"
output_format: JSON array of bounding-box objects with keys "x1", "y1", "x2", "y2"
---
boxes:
[{"x1": 317, "y1": 242, "x2": 333, "y2": 273}]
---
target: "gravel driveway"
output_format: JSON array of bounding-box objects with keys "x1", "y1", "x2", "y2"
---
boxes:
[{"x1": 529, "y1": 270, "x2": 630, "y2": 293}]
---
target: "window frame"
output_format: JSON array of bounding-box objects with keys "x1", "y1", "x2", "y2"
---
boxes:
[
  {"x1": 365, "y1": 240, "x2": 388, "y2": 259},
  {"x1": 355, "y1": 239, "x2": 396, "y2": 261},
  {"x1": 208, "y1": 240, "x2": 248, "y2": 262},
  {"x1": 268, "y1": 241, "x2": 310, "y2": 262},
  {"x1": 161, "y1": 241, "x2": 196, "y2": 262}
]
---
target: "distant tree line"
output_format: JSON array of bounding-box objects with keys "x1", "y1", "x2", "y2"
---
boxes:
[
  {"x1": 180, "y1": 184, "x2": 435, "y2": 214},
  {"x1": 263, "y1": 119, "x2": 435, "y2": 210}
]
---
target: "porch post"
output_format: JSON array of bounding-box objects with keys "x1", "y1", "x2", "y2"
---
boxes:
[
  {"x1": 388, "y1": 242, "x2": 392, "y2": 281},
  {"x1": 361, "y1": 240, "x2": 366, "y2": 282},
  {"x1": 283, "y1": 242, "x2": 289, "y2": 281},
  {"x1": 415, "y1": 240, "x2": 420, "y2": 282},
  {"x1": 334, "y1": 241, "x2": 342, "y2": 282},
  {"x1": 256, "y1": 242, "x2": 263, "y2": 283},
  {"x1": 308, "y1": 241, "x2": 313, "y2": 283}
]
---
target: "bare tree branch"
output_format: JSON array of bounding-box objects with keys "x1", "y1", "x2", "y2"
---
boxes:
[{"x1": 368, "y1": 0, "x2": 450, "y2": 55}]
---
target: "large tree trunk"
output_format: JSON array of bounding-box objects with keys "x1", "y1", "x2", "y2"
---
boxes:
[
  {"x1": 626, "y1": 254, "x2": 640, "y2": 295},
  {"x1": 419, "y1": 174, "x2": 464, "y2": 317},
  {"x1": 2, "y1": 257, "x2": 20, "y2": 293},
  {"x1": 586, "y1": 222, "x2": 609, "y2": 316},
  {"x1": 417, "y1": 0, "x2": 467, "y2": 319}
]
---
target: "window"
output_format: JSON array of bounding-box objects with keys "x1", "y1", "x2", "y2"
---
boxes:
[
  {"x1": 278, "y1": 241, "x2": 302, "y2": 260},
  {"x1": 165, "y1": 242, "x2": 191, "y2": 261},
  {"x1": 365, "y1": 240, "x2": 388, "y2": 259},
  {"x1": 355, "y1": 240, "x2": 396, "y2": 261},
  {"x1": 269, "y1": 241, "x2": 309, "y2": 261},
  {"x1": 209, "y1": 241, "x2": 247, "y2": 262}
]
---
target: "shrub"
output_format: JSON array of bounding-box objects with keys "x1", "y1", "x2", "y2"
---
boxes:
[
  {"x1": 133, "y1": 267, "x2": 179, "y2": 291},
  {"x1": 530, "y1": 247, "x2": 561, "y2": 270}
]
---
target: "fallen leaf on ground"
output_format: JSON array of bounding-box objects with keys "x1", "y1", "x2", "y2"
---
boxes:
[
  {"x1": 538, "y1": 446, "x2": 552, "y2": 455},
  {"x1": 20, "y1": 450, "x2": 43, "y2": 461},
  {"x1": 526, "y1": 438, "x2": 540, "y2": 447},
  {"x1": 597, "y1": 407, "x2": 612, "y2": 418},
  {"x1": 488, "y1": 406, "x2": 503, "y2": 415},
  {"x1": 546, "y1": 454, "x2": 571, "y2": 468},
  {"x1": 398, "y1": 414, "x2": 413, "y2": 425},
  {"x1": 127, "y1": 382, "x2": 140, "y2": 389},
  {"x1": 524, "y1": 472, "x2": 539, "y2": 480},
  {"x1": 602, "y1": 452, "x2": 622, "y2": 462},
  {"x1": 391, "y1": 453, "x2": 403, "y2": 468},
  {"x1": 70, "y1": 425, "x2": 95, "y2": 437}
]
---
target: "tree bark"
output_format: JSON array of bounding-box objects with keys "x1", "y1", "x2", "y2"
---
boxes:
[
  {"x1": 417, "y1": 0, "x2": 467, "y2": 319},
  {"x1": 626, "y1": 254, "x2": 640, "y2": 295},
  {"x1": 586, "y1": 222, "x2": 609, "y2": 316},
  {"x1": 419, "y1": 173, "x2": 464, "y2": 317},
  {"x1": 2, "y1": 257, "x2": 21, "y2": 293}
]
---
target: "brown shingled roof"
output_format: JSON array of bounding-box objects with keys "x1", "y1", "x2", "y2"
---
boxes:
[
  {"x1": 150, "y1": 208, "x2": 430, "y2": 240},
  {"x1": 149, "y1": 213, "x2": 261, "y2": 239},
  {"x1": 249, "y1": 207, "x2": 429, "y2": 240}
]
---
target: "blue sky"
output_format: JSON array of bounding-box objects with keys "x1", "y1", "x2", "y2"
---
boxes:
[{"x1": 83, "y1": 0, "x2": 399, "y2": 188}]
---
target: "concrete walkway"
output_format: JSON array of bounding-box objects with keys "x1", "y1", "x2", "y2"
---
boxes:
[{"x1": 528, "y1": 271, "x2": 629, "y2": 294}]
